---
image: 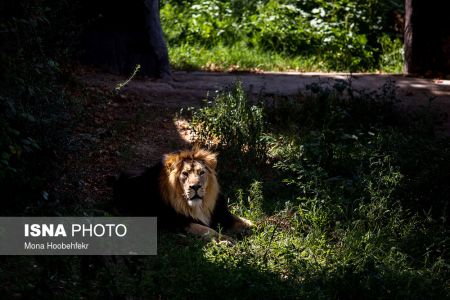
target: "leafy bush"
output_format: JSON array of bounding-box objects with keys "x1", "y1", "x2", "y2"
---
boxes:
[
  {"x1": 188, "y1": 82, "x2": 266, "y2": 186},
  {"x1": 161, "y1": 0, "x2": 404, "y2": 71},
  {"x1": 379, "y1": 33, "x2": 404, "y2": 73}
]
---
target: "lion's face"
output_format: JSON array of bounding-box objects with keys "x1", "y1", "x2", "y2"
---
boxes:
[
  {"x1": 162, "y1": 148, "x2": 219, "y2": 213},
  {"x1": 179, "y1": 160, "x2": 209, "y2": 207}
]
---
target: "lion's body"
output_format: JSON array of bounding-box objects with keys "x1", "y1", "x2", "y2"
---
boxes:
[{"x1": 112, "y1": 149, "x2": 252, "y2": 237}]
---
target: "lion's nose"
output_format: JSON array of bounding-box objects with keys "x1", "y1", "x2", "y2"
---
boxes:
[{"x1": 190, "y1": 185, "x2": 201, "y2": 191}]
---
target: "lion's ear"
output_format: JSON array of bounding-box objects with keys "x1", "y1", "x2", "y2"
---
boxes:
[
  {"x1": 202, "y1": 152, "x2": 217, "y2": 170},
  {"x1": 163, "y1": 153, "x2": 180, "y2": 171}
]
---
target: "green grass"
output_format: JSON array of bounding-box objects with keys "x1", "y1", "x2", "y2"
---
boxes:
[
  {"x1": 169, "y1": 43, "x2": 326, "y2": 72},
  {"x1": 182, "y1": 81, "x2": 450, "y2": 299},
  {"x1": 169, "y1": 43, "x2": 404, "y2": 73},
  {"x1": 2, "y1": 82, "x2": 448, "y2": 299}
]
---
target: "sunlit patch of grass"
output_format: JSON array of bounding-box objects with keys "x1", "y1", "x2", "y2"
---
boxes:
[
  {"x1": 169, "y1": 42, "x2": 404, "y2": 73},
  {"x1": 169, "y1": 43, "x2": 325, "y2": 72}
]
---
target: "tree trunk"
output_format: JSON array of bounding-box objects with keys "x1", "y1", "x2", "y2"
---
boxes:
[
  {"x1": 80, "y1": 0, "x2": 171, "y2": 79},
  {"x1": 143, "y1": 0, "x2": 171, "y2": 79},
  {"x1": 403, "y1": 0, "x2": 414, "y2": 74},
  {"x1": 404, "y1": 0, "x2": 450, "y2": 76}
]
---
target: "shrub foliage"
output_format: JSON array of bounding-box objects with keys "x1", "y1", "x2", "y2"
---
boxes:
[{"x1": 161, "y1": 0, "x2": 404, "y2": 71}]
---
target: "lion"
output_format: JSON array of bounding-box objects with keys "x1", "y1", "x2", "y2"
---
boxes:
[{"x1": 111, "y1": 148, "x2": 253, "y2": 240}]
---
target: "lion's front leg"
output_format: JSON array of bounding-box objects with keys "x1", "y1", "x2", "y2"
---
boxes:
[
  {"x1": 185, "y1": 223, "x2": 232, "y2": 242},
  {"x1": 229, "y1": 216, "x2": 253, "y2": 234}
]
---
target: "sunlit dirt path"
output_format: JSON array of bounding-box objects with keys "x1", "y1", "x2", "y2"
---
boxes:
[{"x1": 80, "y1": 71, "x2": 450, "y2": 111}]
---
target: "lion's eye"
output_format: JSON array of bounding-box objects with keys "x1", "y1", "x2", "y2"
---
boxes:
[
  {"x1": 182, "y1": 171, "x2": 189, "y2": 177},
  {"x1": 199, "y1": 170, "x2": 205, "y2": 175}
]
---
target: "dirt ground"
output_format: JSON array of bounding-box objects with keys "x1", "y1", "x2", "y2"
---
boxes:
[
  {"x1": 80, "y1": 70, "x2": 450, "y2": 137},
  {"x1": 80, "y1": 70, "x2": 450, "y2": 110},
  {"x1": 55, "y1": 70, "x2": 450, "y2": 210}
]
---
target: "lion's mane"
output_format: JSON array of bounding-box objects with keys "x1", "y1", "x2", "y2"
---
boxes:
[{"x1": 159, "y1": 148, "x2": 219, "y2": 223}]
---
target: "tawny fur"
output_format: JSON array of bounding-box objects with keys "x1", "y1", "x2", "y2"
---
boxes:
[
  {"x1": 159, "y1": 148, "x2": 219, "y2": 225},
  {"x1": 112, "y1": 148, "x2": 253, "y2": 239}
]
